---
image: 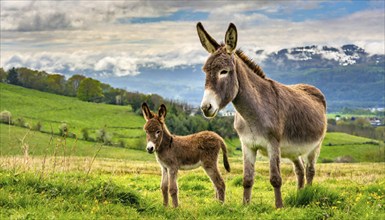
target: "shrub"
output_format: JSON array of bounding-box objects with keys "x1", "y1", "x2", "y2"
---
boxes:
[
  {"x1": 24, "y1": 122, "x2": 31, "y2": 129},
  {"x1": 33, "y1": 121, "x2": 42, "y2": 131},
  {"x1": 0, "y1": 110, "x2": 12, "y2": 124},
  {"x1": 118, "y1": 139, "x2": 126, "y2": 148},
  {"x1": 86, "y1": 180, "x2": 141, "y2": 207},
  {"x1": 59, "y1": 123, "x2": 69, "y2": 136},
  {"x1": 96, "y1": 127, "x2": 112, "y2": 145},
  {"x1": 68, "y1": 132, "x2": 76, "y2": 139},
  {"x1": 81, "y1": 128, "x2": 89, "y2": 141},
  {"x1": 321, "y1": 158, "x2": 334, "y2": 163},
  {"x1": 334, "y1": 155, "x2": 355, "y2": 163},
  {"x1": 15, "y1": 117, "x2": 26, "y2": 127},
  {"x1": 285, "y1": 185, "x2": 342, "y2": 208}
]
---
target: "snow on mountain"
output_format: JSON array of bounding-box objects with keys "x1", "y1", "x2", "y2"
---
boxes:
[
  {"x1": 285, "y1": 45, "x2": 362, "y2": 66},
  {"x1": 261, "y1": 44, "x2": 383, "y2": 71}
]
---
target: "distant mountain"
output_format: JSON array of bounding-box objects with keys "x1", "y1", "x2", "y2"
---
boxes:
[
  {"x1": 262, "y1": 44, "x2": 384, "y2": 71},
  {"x1": 258, "y1": 44, "x2": 384, "y2": 112},
  {"x1": 106, "y1": 44, "x2": 383, "y2": 112}
]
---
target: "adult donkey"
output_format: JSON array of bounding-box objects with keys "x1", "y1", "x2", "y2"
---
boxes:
[{"x1": 196, "y1": 22, "x2": 327, "y2": 208}]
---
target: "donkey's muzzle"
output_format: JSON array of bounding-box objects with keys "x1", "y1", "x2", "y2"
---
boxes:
[
  {"x1": 201, "y1": 103, "x2": 212, "y2": 113},
  {"x1": 147, "y1": 147, "x2": 154, "y2": 154},
  {"x1": 146, "y1": 142, "x2": 155, "y2": 154},
  {"x1": 201, "y1": 104, "x2": 218, "y2": 118},
  {"x1": 201, "y1": 89, "x2": 220, "y2": 118}
]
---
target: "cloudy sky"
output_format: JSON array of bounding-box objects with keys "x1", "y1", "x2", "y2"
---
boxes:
[{"x1": 1, "y1": 0, "x2": 384, "y2": 104}]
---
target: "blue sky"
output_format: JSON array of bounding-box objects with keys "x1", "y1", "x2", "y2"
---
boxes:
[{"x1": 1, "y1": 0, "x2": 384, "y2": 104}]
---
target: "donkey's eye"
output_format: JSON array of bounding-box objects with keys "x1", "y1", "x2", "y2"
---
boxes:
[
  {"x1": 220, "y1": 70, "x2": 228, "y2": 75},
  {"x1": 156, "y1": 130, "x2": 161, "y2": 135}
]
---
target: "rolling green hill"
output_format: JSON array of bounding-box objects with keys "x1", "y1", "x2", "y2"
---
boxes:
[
  {"x1": 0, "y1": 82, "x2": 145, "y2": 148},
  {"x1": 320, "y1": 132, "x2": 384, "y2": 162},
  {"x1": 1, "y1": 83, "x2": 383, "y2": 162}
]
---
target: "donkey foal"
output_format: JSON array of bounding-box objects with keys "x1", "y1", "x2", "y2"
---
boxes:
[{"x1": 141, "y1": 103, "x2": 230, "y2": 208}]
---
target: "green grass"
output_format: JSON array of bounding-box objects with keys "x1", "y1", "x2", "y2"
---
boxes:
[
  {"x1": 323, "y1": 132, "x2": 375, "y2": 145},
  {"x1": 0, "y1": 123, "x2": 153, "y2": 161},
  {"x1": 0, "y1": 157, "x2": 384, "y2": 219},
  {"x1": 0, "y1": 83, "x2": 145, "y2": 146}
]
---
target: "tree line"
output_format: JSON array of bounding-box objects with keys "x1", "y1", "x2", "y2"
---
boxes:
[{"x1": 0, "y1": 67, "x2": 237, "y2": 139}]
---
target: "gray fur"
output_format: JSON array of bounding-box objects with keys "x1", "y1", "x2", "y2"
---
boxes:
[{"x1": 197, "y1": 23, "x2": 327, "y2": 208}]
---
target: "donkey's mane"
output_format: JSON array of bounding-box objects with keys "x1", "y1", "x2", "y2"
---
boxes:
[{"x1": 235, "y1": 49, "x2": 266, "y2": 79}]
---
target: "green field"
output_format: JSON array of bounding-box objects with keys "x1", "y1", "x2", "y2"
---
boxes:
[
  {"x1": 320, "y1": 132, "x2": 384, "y2": 163},
  {"x1": 0, "y1": 83, "x2": 145, "y2": 147}
]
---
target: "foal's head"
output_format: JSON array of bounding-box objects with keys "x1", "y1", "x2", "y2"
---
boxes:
[
  {"x1": 197, "y1": 22, "x2": 239, "y2": 118},
  {"x1": 141, "y1": 103, "x2": 167, "y2": 154}
]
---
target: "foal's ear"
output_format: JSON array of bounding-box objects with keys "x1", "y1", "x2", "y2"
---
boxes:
[
  {"x1": 196, "y1": 22, "x2": 220, "y2": 53},
  {"x1": 158, "y1": 104, "x2": 167, "y2": 121},
  {"x1": 141, "y1": 102, "x2": 154, "y2": 121},
  {"x1": 225, "y1": 23, "x2": 237, "y2": 53}
]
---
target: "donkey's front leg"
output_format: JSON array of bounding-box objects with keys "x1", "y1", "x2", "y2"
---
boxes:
[
  {"x1": 242, "y1": 145, "x2": 256, "y2": 204},
  {"x1": 168, "y1": 168, "x2": 179, "y2": 208},
  {"x1": 268, "y1": 141, "x2": 283, "y2": 208},
  {"x1": 161, "y1": 167, "x2": 169, "y2": 207}
]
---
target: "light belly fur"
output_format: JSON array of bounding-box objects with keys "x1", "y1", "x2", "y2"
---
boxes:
[
  {"x1": 240, "y1": 132, "x2": 321, "y2": 158},
  {"x1": 180, "y1": 161, "x2": 201, "y2": 170}
]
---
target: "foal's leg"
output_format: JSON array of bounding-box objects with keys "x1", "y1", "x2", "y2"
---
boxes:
[
  {"x1": 160, "y1": 167, "x2": 169, "y2": 206},
  {"x1": 203, "y1": 164, "x2": 226, "y2": 203},
  {"x1": 292, "y1": 157, "x2": 305, "y2": 189},
  {"x1": 268, "y1": 141, "x2": 283, "y2": 208},
  {"x1": 306, "y1": 144, "x2": 321, "y2": 186},
  {"x1": 242, "y1": 144, "x2": 256, "y2": 204},
  {"x1": 168, "y1": 168, "x2": 179, "y2": 208}
]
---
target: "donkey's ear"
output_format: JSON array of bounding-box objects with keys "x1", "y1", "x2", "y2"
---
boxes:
[
  {"x1": 141, "y1": 102, "x2": 154, "y2": 121},
  {"x1": 158, "y1": 104, "x2": 167, "y2": 121},
  {"x1": 197, "y1": 22, "x2": 220, "y2": 53},
  {"x1": 225, "y1": 23, "x2": 237, "y2": 53}
]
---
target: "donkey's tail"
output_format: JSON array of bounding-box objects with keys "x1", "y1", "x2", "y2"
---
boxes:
[{"x1": 220, "y1": 142, "x2": 231, "y2": 172}]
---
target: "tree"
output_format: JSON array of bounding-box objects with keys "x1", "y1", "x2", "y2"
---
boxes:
[
  {"x1": 7, "y1": 67, "x2": 19, "y2": 85},
  {"x1": 100, "y1": 83, "x2": 117, "y2": 104},
  {"x1": 47, "y1": 74, "x2": 65, "y2": 94},
  {"x1": 0, "y1": 68, "x2": 7, "y2": 82},
  {"x1": 17, "y1": 67, "x2": 37, "y2": 88},
  {"x1": 77, "y1": 78, "x2": 104, "y2": 102},
  {"x1": 66, "y1": 74, "x2": 86, "y2": 96}
]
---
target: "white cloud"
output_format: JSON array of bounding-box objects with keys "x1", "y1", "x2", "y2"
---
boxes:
[
  {"x1": 95, "y1": 56, "x2": 140, "y2": 76},
  {"x1": 361, "y1": 42, "x2": 385, "y2": 55},
  {"x1": 1, "y1": 1, "x2": 384, "y2": 77}
]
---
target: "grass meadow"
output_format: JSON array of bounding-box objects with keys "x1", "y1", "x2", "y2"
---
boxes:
[
  {"x1": 1, "y1": 83, "x2": 385, "y2": 219},
  {"x1": 1, "y1": 155, "x2": 384, "y2": 219},
  {"x1": 1, "y1": 123, "x2": 384, "y2": 219}
]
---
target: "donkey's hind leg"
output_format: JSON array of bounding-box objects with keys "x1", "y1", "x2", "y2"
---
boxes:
[
  {"x1": 306, "y1": 143, "x2": 321, "y2": 186},
  {"x1": 203, "y1": 164, "x2": 226, "y2": 203},
  {"x1": 292, "y1": 157, "x2": 305, "y2": 189},
  {"x1": 242, "y1": 144, "x2": 256, "y2": 205}
]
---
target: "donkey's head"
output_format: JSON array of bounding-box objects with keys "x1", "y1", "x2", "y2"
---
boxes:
[
  {"x1": 141, "y1": 103, "x2": 167, "y2": 154},
  {"x1": 197, "y1": 22, "x2": 239, "y2": 118}
]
